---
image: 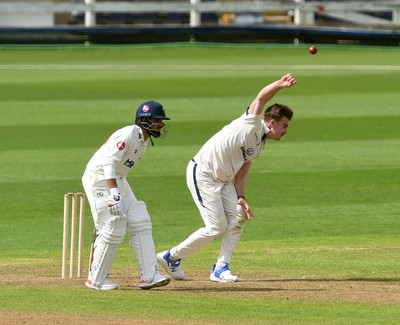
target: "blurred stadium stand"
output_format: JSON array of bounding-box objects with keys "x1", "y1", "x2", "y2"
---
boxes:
[{"x1": 0, "y1": 0, "x2": 400, "y2": 45}]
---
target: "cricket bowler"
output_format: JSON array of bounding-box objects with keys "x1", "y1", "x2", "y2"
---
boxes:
[{"x1": 158, "y1": 74, "x2": 296, "y2": 282}]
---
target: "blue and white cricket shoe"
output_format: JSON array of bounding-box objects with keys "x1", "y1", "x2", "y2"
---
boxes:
[
  {"x1": 210, "y1": 263, "x2": 239, "y2": 282},
  {"x1": 157, "y1": 250, "x2": 185, "y2": 280}
]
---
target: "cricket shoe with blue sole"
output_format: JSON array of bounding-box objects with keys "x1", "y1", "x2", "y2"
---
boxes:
[
  {"x1": 210, "y1": 263, "x2": 239, "y2": 283},
  {"x1": 157, "y1": 250, "x2": 185, "y2": 280}
]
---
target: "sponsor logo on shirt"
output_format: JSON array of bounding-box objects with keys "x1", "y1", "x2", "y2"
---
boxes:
[
  {"x1": 241, "y1": 147, "x2": 247, "y2": 161},
  {"x1": 241, "y1": 146, "x2": 255, "y2": 161},
  {"x1": 117, "y1": 141, "x2": 126, "y2": 150},
  {"x1": 124, "y1": 159, "x2": 134, "y2": 168}
]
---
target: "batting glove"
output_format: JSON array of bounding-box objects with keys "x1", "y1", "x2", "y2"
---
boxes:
[{"x1": 107, "y1": 194, "x2": 124, "y2": 216}]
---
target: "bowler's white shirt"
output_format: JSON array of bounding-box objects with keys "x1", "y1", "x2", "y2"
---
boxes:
[
  {"x1": 193, "y1": 110, "x2": 269, "y2": 183},
  {"x1": 86, "y1": 125, "x2": 148, "y2": 179}
]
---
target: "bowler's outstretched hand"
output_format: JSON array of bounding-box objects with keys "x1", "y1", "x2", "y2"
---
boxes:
[{"x1": 280, "y1": 73, "x2": 297, "y2": 88}]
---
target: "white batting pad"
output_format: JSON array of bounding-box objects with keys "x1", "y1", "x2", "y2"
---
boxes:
[
  {"x1": 128, "y1": 201, "x2": 159, "y2": 282},
  {"x1": 89, "y1": 215, "x2": 127, "y2": 288}
]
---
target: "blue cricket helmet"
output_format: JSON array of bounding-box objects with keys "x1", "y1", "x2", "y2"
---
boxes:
[
  {"x1": 135, "y1": 100, "x2": 170, "y2": 139},
  {"x1": 135, "y1": 100, "x2": 170, "y2": 121}
]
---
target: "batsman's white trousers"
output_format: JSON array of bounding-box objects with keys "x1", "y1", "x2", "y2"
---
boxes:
[
  {"x1": 170, "y1": 160, "x2": 246, "y2": 265},
  {"x1": 82, "y1": 170, "x2": 160, "y2": 282},
  {"x1": 82, "y1": 171, "x2": 137, "y2": 230}
]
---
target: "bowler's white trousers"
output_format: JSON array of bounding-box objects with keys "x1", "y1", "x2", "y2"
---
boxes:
[{"x1": 170, "y1": 160, "x2": 246, "y2": 265}]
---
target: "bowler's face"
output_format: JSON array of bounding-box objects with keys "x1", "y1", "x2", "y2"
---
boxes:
[{"x1": 268, "y1": 117, "x2": 290, "y2": 141}]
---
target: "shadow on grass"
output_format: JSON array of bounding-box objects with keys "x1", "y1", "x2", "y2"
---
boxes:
[
  {"x1": 154, "y1": 277, "x2": 400, "y2": 293},
  {"x1": 265, "y1": 277, "x2": 400, "y2": 283}
]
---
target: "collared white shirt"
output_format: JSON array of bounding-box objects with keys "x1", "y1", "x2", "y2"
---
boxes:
[
  {"x1": 194, "y1": 110, "x2": 269, "y2": 183},
  {"x1": 86, "y1": 125, "x2": 148, "y2": 179}
]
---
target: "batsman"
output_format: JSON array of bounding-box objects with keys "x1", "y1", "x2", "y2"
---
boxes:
[{"x1": 82, "y1": 101, "x2": 171, "y2": 290}]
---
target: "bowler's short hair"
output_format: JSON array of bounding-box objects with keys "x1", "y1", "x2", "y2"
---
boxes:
[{"x1": 264, "y1": 104, "x2": 293, "y2": 122}]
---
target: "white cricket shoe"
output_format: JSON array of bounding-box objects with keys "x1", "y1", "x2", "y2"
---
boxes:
[
  {"x1": 139, "y1": 272, "x2": 171, "y2": 290},
  {"x1": 210, "y1": 263, "x2": 239, "y2": 283},
  {"x1": 157, "y1": 250, "x2": 185, "y2": 280},
  {"x1": 85, "y1": 277, "x2": 118, "y2": 290}
]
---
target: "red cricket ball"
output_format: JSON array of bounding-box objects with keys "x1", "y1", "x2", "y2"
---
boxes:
[{"x1": 309, "y1": 45, "x2": 318, "y2": 55}]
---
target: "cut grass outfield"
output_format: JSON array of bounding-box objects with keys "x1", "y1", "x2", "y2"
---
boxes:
[{"x1": 0, "y1": 43, "x2": 399, "y2": 324}]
